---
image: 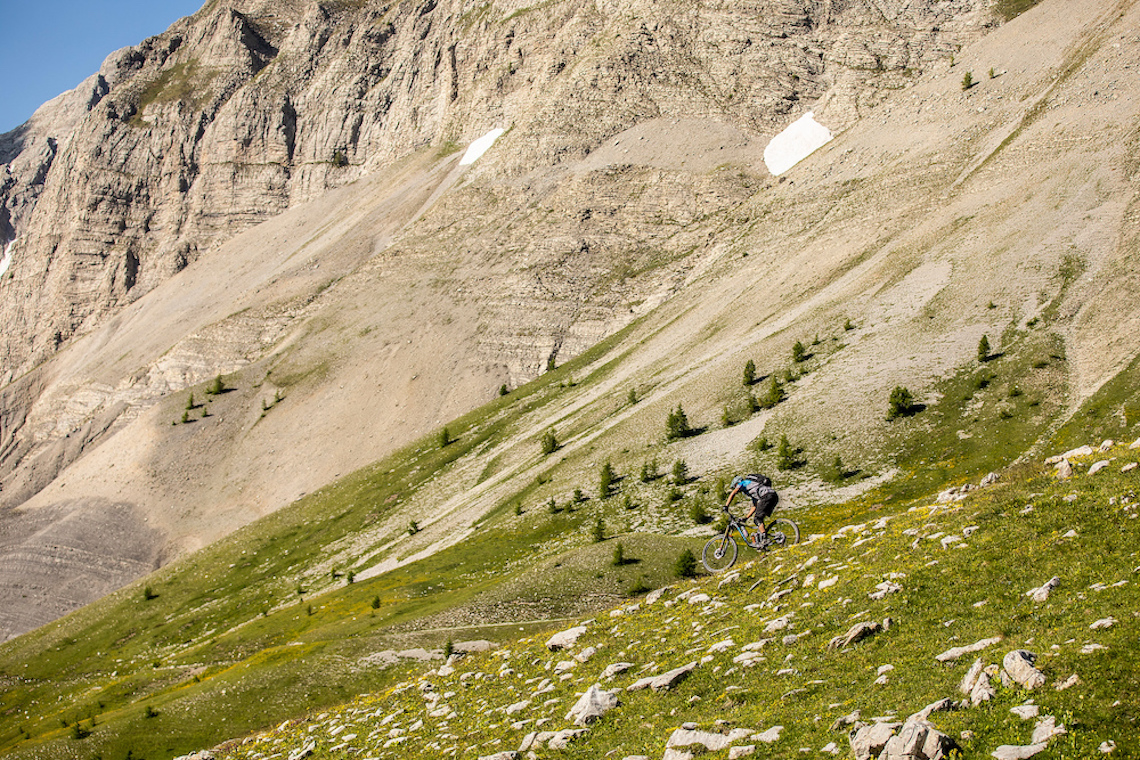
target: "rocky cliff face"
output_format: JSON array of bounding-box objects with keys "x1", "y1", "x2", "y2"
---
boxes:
[
  {"x1": 0, "y1": 0, "x2": 995, "y2": 384},
  {"x1": 0, "y1": 0, "x2": 1006, "y2": 639}
]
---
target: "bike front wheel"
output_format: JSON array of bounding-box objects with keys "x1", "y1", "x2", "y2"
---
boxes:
[
  {"x1": 767, "y1": 518, "x2": 800, "y2": 547},
  {"x1": 702, "y1": 535, "x2": 738, "y2": 573}
]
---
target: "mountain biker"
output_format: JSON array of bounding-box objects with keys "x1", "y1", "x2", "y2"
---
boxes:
[{"x1": 724, "y1": 473, "x2": 779, "y2": 546}]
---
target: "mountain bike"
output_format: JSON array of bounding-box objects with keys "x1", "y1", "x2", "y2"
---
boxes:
[{"x1": 701, "y1": 509, "x2": 800, "y2": 573}]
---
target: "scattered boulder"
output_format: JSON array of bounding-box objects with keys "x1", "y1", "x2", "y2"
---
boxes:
[
  {"x1": 549, "y1": 728, "x2": 588, "y2": 749},
  {"x1": 869, "y1": 581, "x2": 902, "y2": 600},
  {"x1": 601, "y1": 662, "x2": 635, "y2": 679},
  {"x1": 1010, "y1": 704, "x2": 1040, "y2": 720},
  {"x1": 546, "y1": 625, "x2": 588, "y2": 651},
  {"x1": 729, "y1": 746, "x2": 756, "y2": 759},
  {"x1": 936, "y1": 636, "x2": 1002, "y2": 662},
  {"x1": 1055, "y1": 459, "x2": 1073, "y2": 479},
  {"x1": 1003, "y1": 650, "x2": 1046, "y2": 690},
  {"x1": 850, "y1": 722, "x2": 902, "y2": 760},
  {"x1": 174, "y1": 753, "x2": 215, "y2": 760},
  {"x1": 1100, "y1": 740, "x2": 1118, "y2": 753},
  {"x1": 478, "y1": 752, "x2": 519, "y2": 760},
  {"x1": 828, "y1": 621, "x2": 882, "y2": 650},
  {"x1": 1053, "y1": 674, "x2": 1080, "y2": 691},
  {"x1": 1046, "y1": 445, "x2": 1095, "y2": 463},
  {"x1": 1031, "y1": 716, "x2": 1066, "y2": 744},
  {"x1": 666, "y1": 726, "x2": 752, "y2": 752},
  {"x1": 753, "y1": 726, "x2": 784, "y2": 743},
  {"x1": 627, "y1": 661, "x2": 697, "y2": 693},
  {"x1": 565, "y1": 684, "x2": 620, "y2": 726},
  {"x1": 959, "y1": 658, "x2": 986, "y2": 695},
  {"x1": 991, "y1": 743, "x2": 1047, "y2": 760},
  {"x1": 909, "y1": 698, "x2": 955, "y2": 723},
  {"x1": 1090, "y1": 617, "x2": 1117, "y2": 630},
  {"x1": 1025, "y1": 577, "x2": 1060, "y2": 603},
  {"x1": 1088, "y1": 460, "x2": 1111, "y2": 475},
  {"x1": 970, "y1": 671, "x2": 996, "y2": 705},
  {"x1": 830, "y1": 710, "x2": 861, "y2": 731},
  {"x1": 878, "y1": 720, "x2": 959, "y2": 760},
  {"x1": 287, "y1": 743, "x2": 316, "y2": 760},
  {"x1": 575, "y1": 645, "x2": 598, "y2": 663}
]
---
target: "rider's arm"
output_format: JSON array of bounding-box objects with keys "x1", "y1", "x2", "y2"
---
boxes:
[{"x1": 724, "y1": 485, "x2": 741, "y2": 510}]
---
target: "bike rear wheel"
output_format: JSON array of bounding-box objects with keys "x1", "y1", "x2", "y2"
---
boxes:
[
  {"x1": 702, "y1": 535, "x2": 738, "y2": 573},
  {"x1": 767, "y1": 517, "x2": 800, "y2": 547}
]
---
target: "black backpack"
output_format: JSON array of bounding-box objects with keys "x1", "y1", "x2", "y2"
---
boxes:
[{"x1": 736, "y1": 473, "x2": 776, "y2": 504}]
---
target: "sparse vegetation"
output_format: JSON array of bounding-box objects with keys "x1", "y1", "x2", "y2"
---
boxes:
[
  {"x1": 673, "y1": 548, "x2": 697, "y2": 578},
  {"x1": 978, "y1": 333, "x2": 991, "y2": 362},
  {"x1": 206, "y1": 374, "x2": 225, "y2": 396},
  {"x1": 598, "y1": 461, "x2": 616, "y2": 499},
  {"x1": 742, "y1": 359, "x2": 756, "y2": 386},
  {"x1": 792, "y1": 340, "x2": 806, "y2": 363},
  {"x1": 671, "y1": 459, "x2": 689, "y2": 485},
  {"x1": 962, "y1": 71, "x2": 974, "y2": 90},
  {"x1": 665, "y1": 404, "x2": 693, "y2": 440},
  {"x1": 887, "y1": 385, "x2": 917, "y2": 420},
  {"x1": 540, "y1": 428, "x2": 558, "y2": 455}
]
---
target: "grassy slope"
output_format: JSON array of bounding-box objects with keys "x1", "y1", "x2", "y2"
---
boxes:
[
  {"x1": 2, "y1": 252, "x2": 1137, "y2": 760},
  {"x1": 218, "y1": 444, "x2": 1140, "y2": 760}
]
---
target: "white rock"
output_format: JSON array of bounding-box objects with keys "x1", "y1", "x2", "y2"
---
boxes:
[
  {"x1": 764, "y1": 616, "x2": 791, "y2": 633},
  {"x1": 546, "y1": 626, "x2": 588, "y2": 651},
  {"x1": 1031, "y1": 715, "x2": 1066, "y2": 744},
  {"x1": 959, "y1": 658, "x2": 986, "y2": 695},
  {"x1": 1088, "y1": 460, "x2": 1111, "y2": 475},
  {"x1": 708, "y1": 638, "x2": 736, "y2": 653},
  {"x1": 1011, "y1": 704, "x2": 1040, "y2": 720},
  {"x1": 504, "y1": 700, "x2": 531, "y2": 715},
  {"x1": 1100, "y1": 740, "x2": 1117, "y2": 753},
  {"x1": 627, "y1": 661, "x2": 697, "y2": 693},
  {"x1": 1053, "y1": 674, "x2": 1080, "y2": 690},
  {"x1": 1026, "y1": 577, "x2": 1060, "y2": 603},
  {"x1": 667, "y1": 727, "x2": 752, "y2": 752},
  {"x1": 869, "y1": 581, "x2": 902, "y2": 600},
  {"x1": 565, "y1": 684, "x2": 620, "y2": 726},
  {"x1": 1090, "y1": 617, "x2": 1117, "y2": 630},
  {"x1": 991, "y1": 744, "x2": 1047, "y2": 759},
  {"x1": 729, "y1": 746, "x2": 756, "y2": 759},
  {"x1": 936, "y1": 636, "x2": 1002, "y2": 662},
  {"x1": 601, "y1": 662, "x2": 634, "y2": 679},
  {"x1": 1003, "y1": 650, "x2": 1046, "y2": 690},
  {"x1": 753, "y1": 726, "x2": 784, "y2": 743}
]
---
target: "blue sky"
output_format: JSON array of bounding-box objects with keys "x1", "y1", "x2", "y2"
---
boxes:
[{"x1": 0, "y1": 0, "x2": 205, "y2": 133}]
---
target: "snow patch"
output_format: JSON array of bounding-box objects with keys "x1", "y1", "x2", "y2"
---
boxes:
[
  {"x1": 763, "y1": 112, "x2": 832, "y2": 175},
  {"x1": 0, "y1": 239, "x2": 14, "y2": 278},
  {"x1": 459, "y1": 128, "x2": 506, "y2": 166}
]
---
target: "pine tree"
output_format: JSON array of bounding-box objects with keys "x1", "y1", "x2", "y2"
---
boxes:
[
  {"x1": 598, "y1": 461, "x2": 616, "y2": 499},
  {"x1": 742, "y1": 359, "x2": 756, "y2": 386},
  {"x1": 674, "y1": 549, "x2": 697, "y2": 578},
  {"x1": 666, "y1": 405, "x2": 692, "y2": 440},
  {"x1": 978, "y1": 334, "x2": 991, "y2": 362}
]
